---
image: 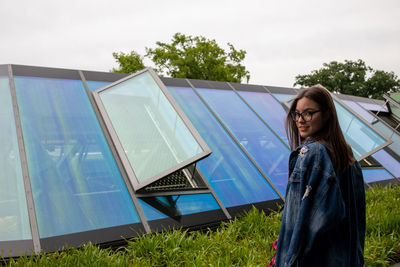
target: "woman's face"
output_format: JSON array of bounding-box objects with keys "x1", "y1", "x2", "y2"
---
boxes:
[{"x1": 295, "y1": 97, "x2": 324, "y2": 139}]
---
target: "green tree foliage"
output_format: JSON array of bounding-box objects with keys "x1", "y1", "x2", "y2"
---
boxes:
[
  {"x1": 146, "y1": 33, "x2": 250, "y2": 83},
  {"x1": 111, "y1": 51, "x2": 145, "y2": 74},
  {"x1": 294, "y1": 59, "x2": 400, "y2": 99},
  {"x1": 111, "y1": 33, "x2": 250, "y2": 83}
]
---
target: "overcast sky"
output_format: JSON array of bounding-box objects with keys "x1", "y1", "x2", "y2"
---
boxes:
[{"x1": 1, "y1": 0, "x2": 399, "y2": 87}]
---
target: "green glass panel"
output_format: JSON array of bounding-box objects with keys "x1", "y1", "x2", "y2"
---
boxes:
[
  {"x1": 99, "y1": 71, "x2": 204, "y2": 184},
  {"x1": 0, "y1": 76, "x2": 31, "y2": 241}
]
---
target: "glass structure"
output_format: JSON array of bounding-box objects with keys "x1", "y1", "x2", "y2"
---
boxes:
[
  {"x1": 93, "y1": 69, "x2": 210, "y2": 190},
  {"x1": 0, "y1": 64, "x2": 398, "y2": 257}
]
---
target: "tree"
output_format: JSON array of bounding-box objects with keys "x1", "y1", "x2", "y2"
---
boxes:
[
  {"x1": 294, "y1": 59, "x2": 400, "y2": 99},
  {"x1": 111, "y1": 33, "x2": 250, "y2": 83},
  {"x1": 111, "y1": 51, "x2": 145, "y2": 74}
]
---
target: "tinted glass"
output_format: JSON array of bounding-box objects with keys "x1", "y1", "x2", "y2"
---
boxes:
[
  {"x1": 362, "y1": 168, "x2": 393, "y2": 183},
  {"x1": 334, "y1": 99, "x2": 387, "y2": 158},
  {"x1": 196, "y1": 87, "x2": 290, "y2": 195},
  {"x1": 341, "y1": 100, "x2": 376, "y2": 123},
  {"x1": 357, "y1": 101, "x2": 388, "y2": 112},
  {"x1": 272, "y1": 93, "x2": 295, "y2": 102},
  {"x1": 372, "y1": 149, "x2": 400, "y2": 178},
  {"x1": 0, "y1": 76, "x2": 31, "y2": 241},
  {"x1": 373, "y1": 121, "x2": 400, "y2": 155},
  {"x1": 14, "y1": 76, "x2": 140, "y2": 238},
  {"x1": 98, "y1": 72, "x2": 204, "y2": 184},
  {"x1": 237, "y1": 91, "x2": 288, "y2": 144},
  {"x1": 168, "y1": 86, "x2": 279, "y2": 207},
  {"x1": 86, "y1": 80, "x2": 112, "y2": 92},
  {"x1": 139, "y1": 193, "x2": 220, "y2": 221}
]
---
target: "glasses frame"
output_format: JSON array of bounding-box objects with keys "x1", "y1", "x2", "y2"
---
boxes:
[{"x1": 291, "y1": 110, "x2": 321, "y2": 122}]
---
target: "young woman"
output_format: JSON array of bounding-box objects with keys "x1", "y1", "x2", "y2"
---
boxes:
[{"x1": 274, "y1": 85, "x2": 366, "y2": 266}]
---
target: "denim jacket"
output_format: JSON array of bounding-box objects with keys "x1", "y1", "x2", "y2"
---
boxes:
[{"x1": 275, "y1": 140, "x2": 365, "y2": 267}]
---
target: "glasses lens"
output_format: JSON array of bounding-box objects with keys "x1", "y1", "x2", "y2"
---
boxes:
[{"x1": 303, "y1": 111, "x2": 312, "y2": 122}]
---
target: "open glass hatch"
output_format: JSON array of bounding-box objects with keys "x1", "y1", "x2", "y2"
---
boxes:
[{"x1": 93, "y1": 68, "x2": 211, "y2": 193}]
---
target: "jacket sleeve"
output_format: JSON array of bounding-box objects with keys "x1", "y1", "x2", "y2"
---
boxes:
[{"x1": 286, "y1": 143, "x2": 346, "y2": 266}]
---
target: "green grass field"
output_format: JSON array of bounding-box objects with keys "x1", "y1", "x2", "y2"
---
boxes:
[{"x1": 3, "y1": 185, "x2": 400, "y2": 267}]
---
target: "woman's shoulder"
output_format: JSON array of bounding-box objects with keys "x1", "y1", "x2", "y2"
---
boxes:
[{"x1": 298, "y1": 139, "x2": 330, "y2": 156}]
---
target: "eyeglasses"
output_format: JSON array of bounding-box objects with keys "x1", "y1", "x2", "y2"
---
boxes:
[{"x1": 291, "y1": 110, "x2": 321, "y2": 122}]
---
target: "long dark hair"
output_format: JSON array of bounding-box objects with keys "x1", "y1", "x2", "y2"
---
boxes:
[{"x1": 285, "y1": 85, "x2": 355, "y2": 173}]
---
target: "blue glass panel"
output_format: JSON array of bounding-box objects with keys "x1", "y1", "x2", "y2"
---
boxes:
[
  {"x1": 237, "y1": 91, "x2": 288, "y2": 144},
  {"x1": 372, "y1": 149, "x2": 400, "y2": 178},
  {"x1": 362, "y1": 169, "x2": 393, "y2": 183},
  {"x1": 341, "y1": 100, "x2": 376, "y2": 123},
  {"x1": 196, "y1": 87, "x2": 290, "y2": 195},
  {"x1": 85, "y1": 80, "x2": 112, "y2": 92},
  {"x1": 373, "y1": 121, "x2": 400, "y2": 155},
  {"x1": 0, "y1": 77, "x2": 31, "y2": 241},
  {"x1": 357, "y1": 101, "x2": 388, "y2": 112},
  {"x1": 14, "y1": 76, "x2": 140, "y2": 238},
  {"x1": 139, "y1": 193, "x2": 220, "y2": 221},
  {"x1": 334, "y1": 99, "x2": 387, "y2": 159},
  {"x1": 272, "y1": 93, "x2": 295, "y2": 102},
  {"x1": 168, "y1": 86, "x2": 279, "y2": 207}
]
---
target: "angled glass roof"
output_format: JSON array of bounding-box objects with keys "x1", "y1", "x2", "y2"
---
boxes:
[
  {"x1": 93, "y1": 69, "x2": 211, "y2": 190},
  {"x1": 1, "y1": 64, "x2": 398, "y2": 256},
  {"x1": 0, "y1": 75, "x2": 31, "y2": 242}
]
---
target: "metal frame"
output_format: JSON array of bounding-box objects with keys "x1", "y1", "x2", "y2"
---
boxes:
[
  {"x1": 227, "y1": 82, "x2": 290, "y2": 150},
  {"x1": 92, "y1": 68, "x2": 212, "y2": 192},
  {"x1": 79, "y1": 71, "x2": 151, "y2": 234},
  {"x1": 7, "y1": 65, "x2": 42, "y2": 254},
  {"x1": 331, "y1": 94, "x2": 392, "y2": 161},
  {"x1": 185, "y1": 79, "x2": 284, "y2": 200}
]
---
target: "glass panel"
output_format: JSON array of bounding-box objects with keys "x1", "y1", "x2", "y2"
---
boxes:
[
  {"x1": 272, "y1": 93, "x2": 295, "y2": 102},
  {"x1": 196, "y1": 88, "x2": 290, "y2": 195},
  {"x1": 98, "y1": 71, "x2": 204, "y2": 185},
  {"x1": 168, "y1": 86, "x2": 279, "y2": 207},
  {"x1": 390, "y1": 93, "x2": 400, "y2": 102},
  {"x1": 237, "y1": 91, "x2": 288, "y2": 144},
  {"x1": 362, "y1": 169, "x2": 393, "y2": 183},
  {"x1": 14, "y1": 76, "x2": 140, "y2": 238},
  {"x1": 139, "y1": 193, "x2": 220, "y2": 221},
  {"x1": 357, "y1": 101, "x2": 388, "y2": 112},
  {"x1": 373, "y1": 121, "x2": 400, "y2": 155},
  {"x1": 0, "y1": 76, "x2": 31, "y2": 241},
  {"x1": 388, "y1": 102, "x2": 400, "y2": 121},
  {"x1": 372, "y1": 150, "x2": 400, "y2": 178},
  {"x1": 85, "y1": 80, "x2": 112, "y2": 92},
  {"x1": 341, "y1": 100, "x2": 377, "y2": 123},
  {"x1": 334, "y1": 99, "x2": 387, "y2": 159}
]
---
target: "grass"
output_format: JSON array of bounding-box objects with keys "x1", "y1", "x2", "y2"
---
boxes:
[{"x1": 3, "y1": 185, "x2": 399, "y2": 266}]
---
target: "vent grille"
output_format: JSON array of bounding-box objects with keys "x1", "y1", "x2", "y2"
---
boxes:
[{"x1": 142, "y1": 170, "x2": 193, "y2": 192}]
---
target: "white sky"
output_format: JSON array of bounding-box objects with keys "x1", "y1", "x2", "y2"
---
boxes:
[{"x1": 1, "y1": 0, "x2": 399, "y2": 87}]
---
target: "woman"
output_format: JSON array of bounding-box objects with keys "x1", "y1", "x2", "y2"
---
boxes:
[{"x1": 274, "y1": 85, "x2": 366, "y2": 266}]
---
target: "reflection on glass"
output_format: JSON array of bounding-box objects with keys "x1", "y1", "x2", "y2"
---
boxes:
[
  {"x1": 14, "y1": 76, "x2": 140, "y2": 238},
  {"x1": 373, "y1": 121, "x2": 400, "y2": 155},
  {"x1": 196, "y1": 88, "x2": 290, "y2": 195},
  {"x1": 85, "y1": 80, "x2": 112, "y2": 92},
  {"x1": 237, "y1": 91, "x2": 288, "y2": 144},
  {"x1": 357, "y1": 101, "x2": 388, "y2": 112},
  {"x1": 0, "y1": 77, "x2": 31, "y2": 241},
  {"x1": 362, "y1": 169, "x2": 393, "y2": 183},
  {"x1": 334, "y1": 99, "x2": 387, "y2": 158},
  {"x1": 98, "y1": 72, "x2": 204, "y2": 184},
  {"x1": 272, "y1": 93, "x2": 295, "y2": 102},
  {"x1": 168, "y1": 86, "x2": 279, "y2": 207},
  {"x1": 341, "y1": 100, "x2": 376, "y2": 123},
  {"x1": 372, "y1": 149, "x2": 400, "y2": 178},
  {"x1": 139, "y1": 193, "x2": 220, "y2": 221}
]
